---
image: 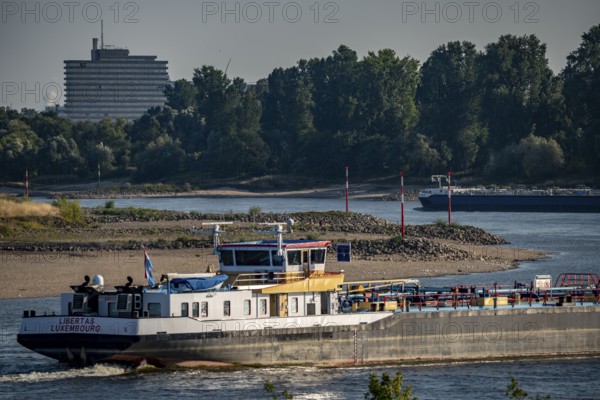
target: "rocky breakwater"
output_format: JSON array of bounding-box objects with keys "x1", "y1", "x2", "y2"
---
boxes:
[
  {"x1": 348, "y1": 237, "x2": 471, "y2": 262},
  {"x1": 1, "y1": 210, "x2": 511, "y2": 266}
]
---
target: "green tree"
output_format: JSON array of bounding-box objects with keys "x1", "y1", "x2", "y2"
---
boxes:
[
  {"x1": 389, "y1": 133, "x2": 442, "y2": 175},
  {"x1": 562, "y1": 24, "x2": 600, "y2": 173},
  {"x1": 365, "y1": 371, "x2": 417, "y2": 400},
  {"x1": 37, "y1": 136, "x2": 83, "y2": 175},
  {"x1": 25, "y1": 111, "x2": 73, "y2": 141},
  {"x1": 357, "y1": 50, "x2": 420, "y2": 176},
  {"x1": 0, "y1": 119, "x2": 43, "y2": 179},
  {"x1": 491, "y1": 134, "x2": 564, "y2": 182},
  {"x1": 308, "y1": 45, "x2": 359, "y2": 134},
  {"x1": 418, "y1": 41, "x2": 486, "y2": 169},
  {"x1": 480, "y1": 35, "x2": 556, "y2": 152},
  {"x1": 96, "y1": 118, "x2": 131, "y2": 166},
  {"x1": 505, "y1": 374, "x2": 551, "y2": 400},
  {"x1": 165, "y1": 79, "x2": 198, "y2": 111},
  {"x1": 134, "y1": 134, "x2": 186, "y2": 180},
  {"x1": 516, "y1": 134, "x2": 564, "y2": 180},
  {"x1": 260, "y1": 65, "x2": 315, "y2": 171}
]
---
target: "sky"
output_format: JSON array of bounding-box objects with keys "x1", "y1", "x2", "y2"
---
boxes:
[{"x1": 1, "y1": 0, "x2": 599, "y2": 110}]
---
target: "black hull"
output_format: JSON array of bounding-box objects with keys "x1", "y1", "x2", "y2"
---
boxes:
[
  {"x1": 18, "y1": 306, "x2": 600, "y2": 366},
  {"x1": 419, "y1": 194, "x2": 600, "y2": 212},
  {"x1": 17, "y1": 333, "x2": 140, "y2": 365}
]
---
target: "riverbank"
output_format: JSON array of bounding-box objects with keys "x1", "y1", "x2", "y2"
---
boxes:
[
  {"x1": 0, "y1": 181, "x2": 420, "y2": 201},
  {"x1": 0, "y1": 208, "x2": 546, "y2": 300}
]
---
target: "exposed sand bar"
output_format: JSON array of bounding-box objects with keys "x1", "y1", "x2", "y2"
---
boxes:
[{"x1": 0, "y1": 245, "x2": 545, "y2": 300}]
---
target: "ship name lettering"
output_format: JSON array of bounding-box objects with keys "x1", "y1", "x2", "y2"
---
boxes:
[
  {"x1": 58, "y1": 317, "x2": 95, "y2": 325},
  {"x1": 51, "y1": 317, "x2": 100, "y2": 333}
]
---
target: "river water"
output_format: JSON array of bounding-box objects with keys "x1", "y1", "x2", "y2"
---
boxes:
[{"x1": 1, "y1": 197, "x2": 599, "y2": 399}]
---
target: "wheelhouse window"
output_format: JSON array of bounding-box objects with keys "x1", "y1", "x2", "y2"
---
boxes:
[
  {"x1": 244, "y1": 299, "x2": 251, "y2": 316},
  {"x1": 235, "y1": 250, "x2": 271, "y2": 266},
  {"x1": 287, "y1": 250, "x2": 301, "y2": 266},
  {"x1": 259, "y1": 299, "x2": 267, "y2": 315},
  {"x1": 181, "y1": 302, "x2": 189, "y2": 317},
  {"x1": 224, "y1": 300, "x2": 231, "y2": 317},
  {"x1": 271, "y1": 251, "x2": 284, "y2": 266},
  {"x1": 310, "y1": 249, "x2": 326, "y2": 264},
  {"x1": 220, "y1": 250, "x2": 234, "y2": 266},
  {"x1": 201, "y1": 302, "x2": 208, "y2": 318},
  {"x1": 291, "y1": 297, "x2": 299, "y2": 313},
  {"x1": 192, "y1": 302, "x2": 199, "y2": 318}
]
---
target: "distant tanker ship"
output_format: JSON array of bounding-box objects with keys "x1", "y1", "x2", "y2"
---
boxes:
[{"x1": 418, "y1": 176, "x2": 600, "y2": 212}]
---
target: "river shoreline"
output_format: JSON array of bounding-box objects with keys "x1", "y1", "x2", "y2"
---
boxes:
[{"x1": 1, "y1": 182, "x2": 420, "y2": 201}]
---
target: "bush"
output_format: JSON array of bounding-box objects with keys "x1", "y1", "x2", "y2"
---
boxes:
[
  {"x1": 53, "y1": 197, "x2": 85, "y2": 225},
  {"x1": 105, "y1": 199, "x2": 115, "y2": 209},
  {"x1": 249, "y1": 205, "x2": 262, "y2": 217},
  {"x1": 365, "y1": 371, "x2": 417, "y2": 400}
]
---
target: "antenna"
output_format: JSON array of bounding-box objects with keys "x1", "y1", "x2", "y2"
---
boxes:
[
  {"x1": 254, "y1": 219, "x2": 294, "y2": 256},
  {"x1": 191, "y1": 222, "x2": 233, "y2": 255},
  {"x1": 101, "y1": 20, "x2": 104, "y2": 49},
  {"x1": 225, "y1": 58, "x2": 231, "y2": 75}
]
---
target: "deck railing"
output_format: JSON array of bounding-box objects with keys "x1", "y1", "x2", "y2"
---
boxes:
[{"x1": 232, "y1": 271, "x2": 306, "y2": 287}]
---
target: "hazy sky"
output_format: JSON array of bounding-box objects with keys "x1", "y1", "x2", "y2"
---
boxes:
[{"x1": 1, "y1": 0, "x2": 599, "y2": 110}]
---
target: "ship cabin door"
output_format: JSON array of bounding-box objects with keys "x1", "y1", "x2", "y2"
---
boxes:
[
  {"x1": 271, "y1": 294, "x2": 288, "y2": 317},
  {"x1": 321, "y1": 292, "x2": 330, "y2": 314},
  {"x1": 302, "y1": 250, "x2": 309, "y2": 275},
  {"x1": 269, "y1": 295, "x2": 277, "y2": 316}
]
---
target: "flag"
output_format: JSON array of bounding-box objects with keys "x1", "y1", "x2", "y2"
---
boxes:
[{"x1": 144, "y1": 249, "x2": 155, "y2": 287}]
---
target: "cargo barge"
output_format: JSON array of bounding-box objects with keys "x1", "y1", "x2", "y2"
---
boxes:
[
  {"x1": 418, "y1": 176, "x2": 600, "y2": 212},
  {"x1": 17, "y1": 223, "x2": 600, "y2": 366}
]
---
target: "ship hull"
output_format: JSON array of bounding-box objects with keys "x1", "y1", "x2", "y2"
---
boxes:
[
  {"x1": 419, "y1": 194, "x2": 600, "y2": 212},
  {"x1": 17, "y1": 306, "x2": 600, "y2": 366}
]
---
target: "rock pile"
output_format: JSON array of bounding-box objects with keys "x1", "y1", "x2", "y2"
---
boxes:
[{"x1": 344, "y1": 237, "x2": 471, "y2": 261}]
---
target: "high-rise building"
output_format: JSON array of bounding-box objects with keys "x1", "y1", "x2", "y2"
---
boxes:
[{"x1": 64, "y1": 38, "x2": 169, "y2": 122}]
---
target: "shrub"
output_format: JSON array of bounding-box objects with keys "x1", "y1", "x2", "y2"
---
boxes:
[
  {"x1": 53, "y1": 197, "x2": 85, "y2": 225},
  {"x1": 249, "y1": 205, "x2": 262, "y2": 217},
  {"x1": 306, "y1": 232, "x2": 320, "y2": 240},
  {"x1": 105, "y1": 199, "x2": 115, "y2": 209},
  {"x1": 365, "y1": 371, "x2": 417, "y2": 400}
]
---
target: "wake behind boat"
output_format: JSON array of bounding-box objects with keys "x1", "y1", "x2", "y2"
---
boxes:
[
  {"x1": 17, "y1": 221, "x2": 600, "y2": 367},
  {"x1": 418, "y1": 175, "x2": 600, "y2": 212}
]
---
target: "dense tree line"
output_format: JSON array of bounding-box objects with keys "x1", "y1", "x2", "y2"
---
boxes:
[{"x1": 1, "y1": 26, "x2": 599, "y2": 185}]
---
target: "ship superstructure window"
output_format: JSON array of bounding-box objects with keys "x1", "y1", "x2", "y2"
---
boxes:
[
  {"x1": 291, "y1": 297, "x2": 299, "y2": 313},
  {"x1": 244, "y1": 300, "x2": 251, "y2": 316},
  {"x1": 287, "y1": 250, "x2": 301, "y2": 266},
  {"x1": 224, "y1": 300, "x2": 231, "y2": 316},
  {"x1": 221, "y1": 250, "x2": 234, "y2": 266},
  {"x1": 310, "y1": 249, "x2": 326, "y2": 263},
  {"x1": 259, "y1": 299, "x2": 267, "y2": 315},
  {"x1": 181, "y1": 302, "x2": 189, "y2": 317},
  {"x1": 235, "y1": 250, "x2": 271, "y2": 266},
  {"x1": 272, "y1": 251, "x2": 284, "y2": 266},
  {"x1": 148, "y1": 303, "x2": 161, "y2": 317},
  {"x1": 192, "y1": 302, "x2": 199, "y2": 318},
  {"x1": 108, "y1": 302, "x2": 118, "y2": 317},
  {"x1": 201, "y1": 302, "x2": 208, "y2": 318}
]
